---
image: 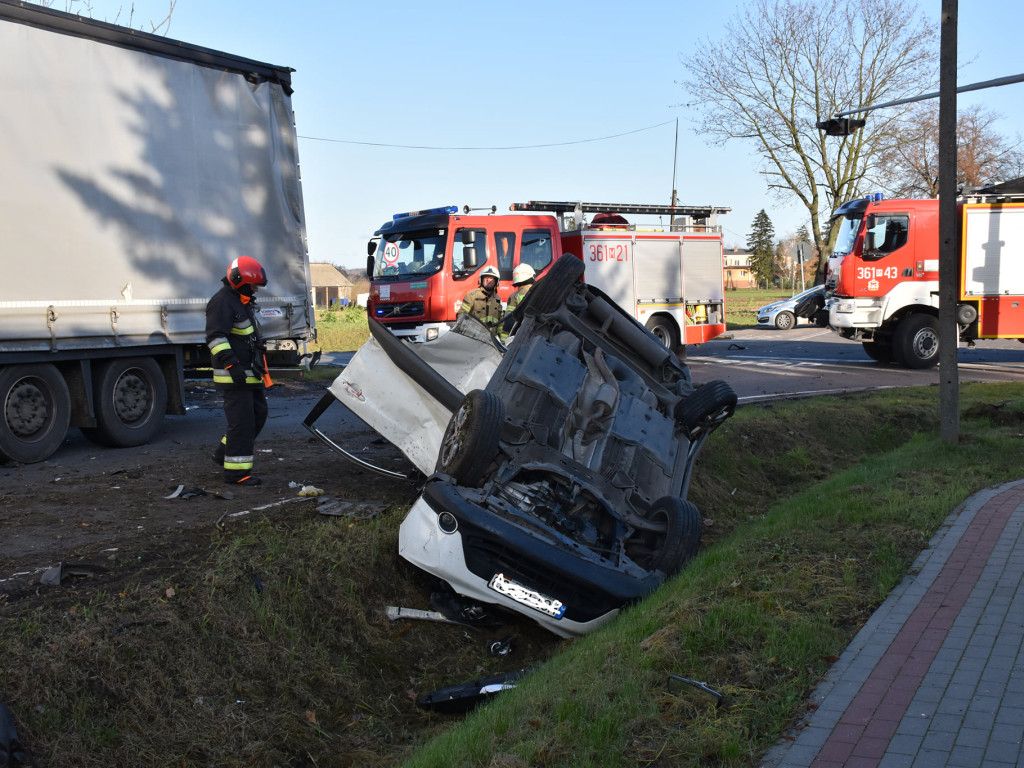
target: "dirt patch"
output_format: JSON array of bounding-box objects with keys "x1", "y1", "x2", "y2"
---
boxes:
[
  {"x1": 1, "y1": 379, "x2": 410, "y2": 585},
  {"x1": 0, "y1": 378, "x2": 561, "y2": 766}
]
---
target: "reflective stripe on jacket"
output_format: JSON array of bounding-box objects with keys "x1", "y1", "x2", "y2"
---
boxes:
[
  {"x1": 205, "y1": 281, "x2": 266, "y2": 388},
  {"x1": 459, "y1": 287, "x2": 504, "y2": 329}
]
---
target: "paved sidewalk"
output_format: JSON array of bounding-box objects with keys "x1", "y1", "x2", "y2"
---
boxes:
[{"x1": 761, "y1": 479, "x2": 1024, "y2": 768}]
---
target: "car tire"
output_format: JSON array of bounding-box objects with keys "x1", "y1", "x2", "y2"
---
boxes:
[
  {"x1": 645, "y1": 315, "x2": 679, "y2": 351},
  {"x1": 0, "y1": 363, "x2": 71, "y2": 464},
  {"x1": 674, "y1": 380, "x2": 737, "y2": 438},
  {"x1": 626, "y1": 496, "x2": 702, "y2": 575},
  {"x1": 893, "y1": 314, "x2": 940, "y2": 369},
  {"x1": 436, "y1": 389, "x2": 504, "y2": 487},
  {"x1": 80, "y1": 357, "x2": 167, "y2": 448},
  {"x1": 774, "y1": 311, "x2": 795, "y2": 330},
  {"x1": 862, "y1": 340, "x2": 893, "y2": 364},
  {"x1": 522, "y1": 256, "x2": 585, "y2": 316}
]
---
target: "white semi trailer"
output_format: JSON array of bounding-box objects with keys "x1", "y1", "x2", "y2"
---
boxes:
[{"x1": 0, "y1": 1, "x2": 314, "y2": 464}]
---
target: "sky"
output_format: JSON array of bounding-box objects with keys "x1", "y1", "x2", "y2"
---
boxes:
[{"x1": 50, "y1": 0, "x2": 1024, "y2": 266}]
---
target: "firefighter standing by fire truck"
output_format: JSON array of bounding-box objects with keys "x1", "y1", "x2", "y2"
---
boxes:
[
  {"x1": 207, "y1": 256, "x2": 271, "y2": 486},
  {"x1": 506, "y1": 263, "x2": 536, "y2": 312},
  {"x1": 458, "y1": 265, "x2": 504, "y2": 331}
]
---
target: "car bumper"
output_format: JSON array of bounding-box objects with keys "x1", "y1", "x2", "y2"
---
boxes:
[{"x1": 398, "y1": 480, "x2": 665, "y2": 637}]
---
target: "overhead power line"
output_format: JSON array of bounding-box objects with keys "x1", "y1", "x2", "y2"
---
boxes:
[{"x1": 296, "y1": 120, "x2": 675, "y2": 150}]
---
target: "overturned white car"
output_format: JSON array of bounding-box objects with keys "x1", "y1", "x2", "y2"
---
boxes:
[{"x1": 304, "y1": 257, "x2": 736, "y2": 637}]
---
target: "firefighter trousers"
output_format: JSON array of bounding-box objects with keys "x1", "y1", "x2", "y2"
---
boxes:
[{"x1": 218, "y1": 387, "x2": 268, "y2": 482}]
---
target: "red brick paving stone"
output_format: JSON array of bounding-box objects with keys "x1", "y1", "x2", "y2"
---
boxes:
[{"x1": 808, "y1": 484, "x2": 1024, "y2": 767}]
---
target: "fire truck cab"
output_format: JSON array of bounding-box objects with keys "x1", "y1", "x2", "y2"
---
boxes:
[{"x1": 367, "y1": 206, "x2": 556, "y2": 343}]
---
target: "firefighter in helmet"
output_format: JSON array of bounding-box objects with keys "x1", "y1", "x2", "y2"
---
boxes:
[
  {"x1": 458, "y1": 264, "x2": 504, "y2": 332},
  {"x1": 506, "y1": 263, "x2": 536, "y2": 313},
  {"x1": 206, "y1": 255, "x2": 271, "y2": 486}
]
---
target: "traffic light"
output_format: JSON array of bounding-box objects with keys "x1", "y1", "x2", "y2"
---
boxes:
[{"x1": 816, "y1": 117, "x2": 866, "y2": 136}]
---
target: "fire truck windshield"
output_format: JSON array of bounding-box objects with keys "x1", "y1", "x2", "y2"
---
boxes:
[
  {"x1": 372, "y1": 230, "x2": 447, "y2": 281},
  {"x1": 830, "y1": 214, "x2": 862, "y2": 257}
]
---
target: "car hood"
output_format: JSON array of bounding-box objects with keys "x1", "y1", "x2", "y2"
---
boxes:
[{"x1": 326, "y1": 315, "x2": 502, "y2": 475}]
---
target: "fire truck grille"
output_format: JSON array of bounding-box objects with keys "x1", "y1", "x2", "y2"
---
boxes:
[{"x1": 373, "y1": 301, "x2": 425, "y2": 319}]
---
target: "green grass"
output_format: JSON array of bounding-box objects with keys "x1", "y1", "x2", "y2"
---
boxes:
[
  {"x1": 725, "y1": 288, "x2": 795, "y2": 330},
  {"x1": 311, "y1": 304, "x2": 371, "y2": 353},
  {"x1": 403, "y1": 384, "x2": 1024, "y2": 767},
  {"x1": 4, "y1": 383, "x2": 1024, "y2": 766}
]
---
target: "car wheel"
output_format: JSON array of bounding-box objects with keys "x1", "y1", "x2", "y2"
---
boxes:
[
  {"x1": 522, "y1": 256, "x2": 585, "y2": 316},
  {"x1": 644, "y1": 315, "x2": 679, "y2": 351},
  {"x1": 862, "y1": 340, "x2": 893, "y2": 364},
  {"x1": 674, "y1": 380, "x2": 737, "y2": 438},
  {"x1": 814, "y1": 309, "x2": 829, "y2": 327},
  {"x1": 626, "y1": 496, "x2": 702, "y2": 575},
  {"x1": 436, "y1": 389, "x2": 504, "y2": 486},
  {"x1": 80, "y1": 357, "x2": 167, "y2": 447},
  {"x1": 893, "y1": 314, "x2": 939, "y2": 369},
  {"x1": 774, "y1": 311, "x2": 795, "y2": 330},
  {"x1": 0, "y1": 363, "x2": 71, "y2": 464}
]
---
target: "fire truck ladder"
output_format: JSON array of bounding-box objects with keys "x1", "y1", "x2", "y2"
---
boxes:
[{"x1": 510, "y1": 201, "x2": 731, "y2": 231}]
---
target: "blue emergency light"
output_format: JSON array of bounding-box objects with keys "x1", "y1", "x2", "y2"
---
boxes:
[
  {"x1": 393, "y1": 205, "x2": 458, "y2": 220},
  {"x1": 866, "y1": 193, "x2": 884, "y2": 202}
]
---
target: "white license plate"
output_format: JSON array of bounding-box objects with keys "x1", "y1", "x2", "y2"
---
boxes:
[{"x1": 488, "y1": 572, "x2": 566, "y2": 619}]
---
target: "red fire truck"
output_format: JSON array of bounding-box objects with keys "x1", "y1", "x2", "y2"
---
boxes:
[
  {"x1": 366, "y1": 201, "x2": 730, "y2": 349},
  {"x1": 825, "y1": 182, "x2": 1024, "y2": 368}
]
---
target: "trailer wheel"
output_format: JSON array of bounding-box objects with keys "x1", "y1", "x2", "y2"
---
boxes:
[
  {"x1": 0, "y1": 364, "x2": 71, "y2": 464},
  {"x1": 893, "y1": 314, "x2": 940, "y2": 369},
  {"x1": 625, "y1": 497, "x2": 702, "y2": 576},
  {"x1": 674, "y1": 380, "x2": 737, "y2": 439},
  {"x1": 645, "y1": 315, "x2": 679, "y2": 351},
  {"x1": 522, "y1": 256, "x2": 585, "y2": 316},
  {"x1": 81, "y1": 357, "x2": 167, "y2": 448},
  {"x1": 436, "y1": 389, "x2": 504, "y2": 487}
]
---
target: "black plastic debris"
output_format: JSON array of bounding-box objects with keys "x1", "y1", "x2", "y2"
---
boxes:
[
  {"x1": 417, "y1": 668, "x2": 530, "y2": 714},
  {"x1": 39, "y1": 562, "x2": 106, "y2": 587},
  {"x1": 488, "y1": 635, "x2": 515, "y2": 657},
  {"x1": 667, "y1": 675, "x2": 728, "y2": 709},
  {"x1": 430, "y1": 591, "x2": 502, "y2": 628},
  {"x1": 0, "y1": 701, "x2": 37, "y2": 768}
]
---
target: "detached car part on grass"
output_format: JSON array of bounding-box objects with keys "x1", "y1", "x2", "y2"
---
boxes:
[{"x1": 304, "y1": 256, "x2": 736, "y2": 637}]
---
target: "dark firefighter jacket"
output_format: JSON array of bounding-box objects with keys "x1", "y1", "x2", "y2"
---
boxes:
[{"x1": 205, "y1": 280, "x2": 267, "y2": 389}]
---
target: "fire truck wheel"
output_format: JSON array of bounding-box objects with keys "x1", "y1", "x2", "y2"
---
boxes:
[
  {"x1": 774, "y1": 311, "x2": 796, "y2": 330},
  {"x1": 0, "y1": 363, "x2": 71, "y2": 464},
  {"x1": 436, "y1": 389, "x2": 504, "y2": 487},
  {"x1": 81, "y1": 357, "x2": 168, "y2": 448},
  {"x1": 862, "y1": 340, "x2": 894, "y2": 364},
  {"x1": 893, "y1": 314, "x2": 940, "y2": 369},
  {"x1": 523, "y1": 256, "x2": 585, "y2": 316},
  {"x1": 674, "y1": 380, "x2": 737, "y2": 439},
  {"x1": 625, "y1": 496, "x2": 702, "y2": 575},
  {"x1": 645, "y1": 315, "x2": 679, "y2": 351}
]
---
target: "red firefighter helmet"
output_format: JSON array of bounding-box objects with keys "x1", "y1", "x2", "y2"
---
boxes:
[{"x1": 227, "y1": 256, "x2": 268, "y2": 289}]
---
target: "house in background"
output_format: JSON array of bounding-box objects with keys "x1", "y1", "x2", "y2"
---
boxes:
[
  {"x1": 723, "y1": 247, "x2": 756, "y2": 289},
  {"x1": 309, "y1": 263, "x2": 353, "y2": 307}
]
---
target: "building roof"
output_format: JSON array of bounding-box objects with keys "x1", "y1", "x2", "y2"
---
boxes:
[{"x1": 309, "y1": 263, "x2": 353, "y2": 288}]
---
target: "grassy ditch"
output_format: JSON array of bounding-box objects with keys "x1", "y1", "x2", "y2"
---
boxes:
[{"x1": 3, "y1": 383, "x2": 1024, "y2": 766}]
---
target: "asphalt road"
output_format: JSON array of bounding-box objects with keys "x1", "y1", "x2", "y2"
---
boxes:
[{"x1": 687, "y1": 324, "x2": 1024, "y2": 403}]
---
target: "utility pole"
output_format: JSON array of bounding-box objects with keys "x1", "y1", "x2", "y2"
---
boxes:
[{"x1": 938, "y1": 0, "x2": 959, "y2": 442}]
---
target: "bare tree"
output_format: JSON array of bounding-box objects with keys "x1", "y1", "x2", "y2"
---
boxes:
[
  {"x1": 681, "y1": 0, "x2": 937, "y2": 276},
  {"x1": 880, "y1": 103, "x2": 1024, "y2": 197},
  {"x1": 34, "y1": 1, "x2": 176, "y2": 34}
]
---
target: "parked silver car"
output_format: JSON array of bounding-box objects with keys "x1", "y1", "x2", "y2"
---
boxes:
[
  {"x1": 756, "y1": 285, "x2": 828, "y2": 330},
  {"x1": 305, "y1": 257, "x2": 736, "y2": 637}
]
